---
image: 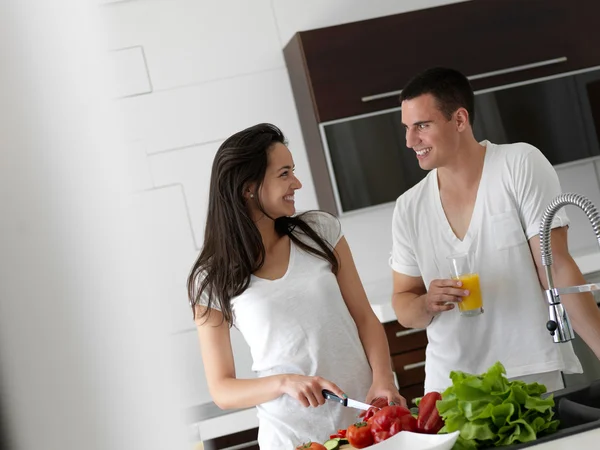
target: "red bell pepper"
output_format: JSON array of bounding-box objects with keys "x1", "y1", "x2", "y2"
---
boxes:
[
  {"x1": 329, "y1": 428, "x2": 347, "y2": 439},
  {"x1": 370, "y1": 405, "x2": 413, "y2": 442},
  {"x1": 396, "y1": 414, "x2": 418, "y2": 432},
  {"x1": 362, "y1": 406, "x2": 378, "y2": 423},
  {"x1": 372, "y1": 430, "x2": 390, "y2": 444},
  {"x1": 417, "y1": 391, "x2": 444, "y2": 434}
]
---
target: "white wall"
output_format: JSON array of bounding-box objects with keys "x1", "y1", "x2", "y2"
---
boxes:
[
  {"x1": 99, "y1": 0, "x2": 600, "y2": 411},
  {"x1": 0, "y1": 1, "x2": 188, "y2": 448}
]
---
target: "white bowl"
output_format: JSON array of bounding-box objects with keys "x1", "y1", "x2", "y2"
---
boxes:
[{"x1": 368, "y1": 430, "x2": 460, "y2": 450}]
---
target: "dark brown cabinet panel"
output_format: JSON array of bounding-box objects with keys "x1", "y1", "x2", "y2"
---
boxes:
[
  {"x1": 383, "y1": 321, "x2": 428, "y2": 401},
  {"x1": 392, "y1": 348, "x2": 427, "y2": 388},
  {"x1": 384, "y1": 321, "x2": 428, "y2": 355},
  {"x1": 287, "y1": 0, "x2": 597, "y2": 123},
  {"x1": 284, "y1": 0, "x2": 600, "y2": 215},
  {"x1": 401, "y1": 383, "x2": 426, "y2": 407}
]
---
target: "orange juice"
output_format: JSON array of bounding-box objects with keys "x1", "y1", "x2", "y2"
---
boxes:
[{"x1": 454, "y1": 273, "x2": 483, "y2": 312}]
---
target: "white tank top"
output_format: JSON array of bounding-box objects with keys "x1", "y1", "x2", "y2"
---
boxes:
[{"x1": 228, "y1": 212, "x2": 372, "y2": 448}]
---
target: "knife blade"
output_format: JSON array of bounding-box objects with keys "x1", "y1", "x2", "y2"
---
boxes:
[{"x1": 322, "y1": 389, "x2": 376, "y2": 411}]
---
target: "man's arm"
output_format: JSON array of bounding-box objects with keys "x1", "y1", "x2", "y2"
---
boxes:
[
  {"x1": 392, "y1": 270, "x2": 466, "y2": 329},
  {"x1": 529, "y1": 227, "x2": 600, "y2": 359}
]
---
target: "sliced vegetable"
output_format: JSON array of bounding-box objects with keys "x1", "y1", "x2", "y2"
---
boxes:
[
  {"x1": 296, "y1": 442, "x2": 328, "y2": 450},
  {"x1": 329, "y1": 429, "x2": 347, "y2": 439},
  {"x1": 323, "y1": 437, "x2": 348, "y2": 450},
  {"x1": 323, "y1": 439, "x2": 340, "y2": 450}
]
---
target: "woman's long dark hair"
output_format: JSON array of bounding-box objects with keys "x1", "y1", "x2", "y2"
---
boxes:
[{"x1": 187, "y1": 123, "x2": 339, "y2": 326}]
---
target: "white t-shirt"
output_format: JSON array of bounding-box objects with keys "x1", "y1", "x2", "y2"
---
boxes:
[
  {"x1": 390, "y1": 141, "x2": 582, "y2": 393},
  {"x1": 202, "y1": 211, "x2": 372, "y2": 449}
]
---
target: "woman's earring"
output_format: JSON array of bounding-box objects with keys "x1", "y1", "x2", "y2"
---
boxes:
[{"x1": 250, "y1": 193, "x2": 254, "y2": 199}]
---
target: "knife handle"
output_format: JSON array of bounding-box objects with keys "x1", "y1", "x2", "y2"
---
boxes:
[{"x1": 322, "y1": 389, "x2": 347, "y2": 406}]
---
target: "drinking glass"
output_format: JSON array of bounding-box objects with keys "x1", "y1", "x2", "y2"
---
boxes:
[{"x1": 447, "y1": 252, "x2": 484, "y2": 317}]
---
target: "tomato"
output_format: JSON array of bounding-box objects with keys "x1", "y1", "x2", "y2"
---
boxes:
[
  {"x1": 416, "y1": 392, "x2": 444, "y2": 434},
  {"x1": 347, "y1": 421, "x2": 374, "y2": 448},
  {"x1": 295, "y1": 441, "x2": 327, "y2": 450}
]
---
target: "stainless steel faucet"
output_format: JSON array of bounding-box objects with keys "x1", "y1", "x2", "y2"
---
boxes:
[{"x1": 539, "y1": 193, "x2": 600, "y2": 343}]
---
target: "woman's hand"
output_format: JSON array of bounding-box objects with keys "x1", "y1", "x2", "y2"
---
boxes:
[
  {"x1": 280, "y1": 374, "x2": 345, "y2": 408},
  {"x1": 364, "y1": 379, "x2": 407, "y2": 409}
]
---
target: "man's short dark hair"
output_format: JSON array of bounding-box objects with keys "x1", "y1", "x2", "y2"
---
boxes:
[{"x1": 399, "y1": 67, "x2": 475, "y2": 126}]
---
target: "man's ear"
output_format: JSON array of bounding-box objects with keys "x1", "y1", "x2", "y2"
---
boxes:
[{"x1": 455, "y1": 108, "x2": 470, "y2": 131}]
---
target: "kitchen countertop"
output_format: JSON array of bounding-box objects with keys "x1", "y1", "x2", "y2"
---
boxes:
[
  {"x1": 524, "y1": 428, "x2": 600, "y2": 449},
  {"x1": 188, "y1": 249, "x2": 600, "y2": 442},
  {"x1": 187, "y1": 403, "x2": 258, "y2": 442}
]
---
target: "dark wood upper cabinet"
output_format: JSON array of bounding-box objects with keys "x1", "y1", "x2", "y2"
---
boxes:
[{"x1": 284, "y1": 0, "x2": 600, "y2": 215}]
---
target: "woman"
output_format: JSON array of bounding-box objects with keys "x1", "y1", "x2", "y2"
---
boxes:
[{"x1": 188, "y1": 123, "x2": 404, "y2": 449}]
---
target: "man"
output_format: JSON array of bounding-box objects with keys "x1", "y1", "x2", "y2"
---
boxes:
[{"x1": 390, "y1": 67, "x2": 600, "y2": 393}]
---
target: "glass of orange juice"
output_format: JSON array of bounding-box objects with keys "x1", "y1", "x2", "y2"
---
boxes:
[{"x1": 447, "y1": 252, "x2": 484, "y2": 317}]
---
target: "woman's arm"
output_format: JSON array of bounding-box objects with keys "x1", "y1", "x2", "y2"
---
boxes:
[
  {"x1": 334, "y1": 237, "x2": 405, "y2": 406},
  {"x1": 195, "y1": 306, "x2": 346, "y2": 409}
]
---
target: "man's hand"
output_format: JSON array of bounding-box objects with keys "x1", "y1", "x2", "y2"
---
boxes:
[{"x1": 424, "y1": 279, "x2": 468, "y2": 314}]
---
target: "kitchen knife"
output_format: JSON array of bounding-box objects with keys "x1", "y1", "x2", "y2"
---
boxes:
[{"x1": 322, "y1": 389, "x2": 376, "y2": 411}]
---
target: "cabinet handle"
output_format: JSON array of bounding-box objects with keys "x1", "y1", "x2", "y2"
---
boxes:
[
  {"x1": 403, "y1": 361, "x2": 426, "y2": 371},
  {"x1": 395, "y1": 328, "x2": 425, "y2": 338},
  {"x1": 222, "y1": 440, "x2": 259, "y2": 450},
  {"x1": 361, "y1": 56, "x2": 568, "y2": 102}
]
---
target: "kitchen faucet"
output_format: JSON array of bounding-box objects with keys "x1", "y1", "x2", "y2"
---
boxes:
[{"x1": 539, "y1": 193, "x2": 600, "y2": 343}]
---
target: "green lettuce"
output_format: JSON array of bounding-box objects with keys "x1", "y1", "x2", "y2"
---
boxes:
[{"x1": 437, "y1": 362, "x2": 560, "y2": 449}]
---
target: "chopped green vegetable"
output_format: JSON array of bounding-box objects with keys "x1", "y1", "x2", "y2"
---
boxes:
[
  {"x1": 323, "y1": 439, "x2": 340, "y2": 450},
  {"x1": 437, "y1": 362, "x2": 559, "y2": 449}
]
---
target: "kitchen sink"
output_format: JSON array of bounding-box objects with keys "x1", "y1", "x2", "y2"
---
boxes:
[
  {"x1": 484, "y1": 380, "x2": 600, "y2": 449},
  {"x1": 555, "y1": 379, "x2": 600, "y2": 410}
]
